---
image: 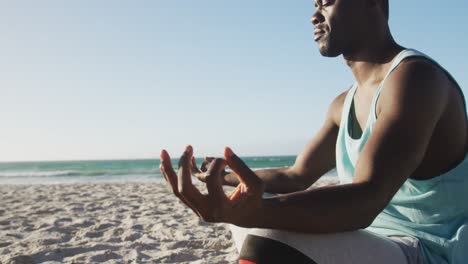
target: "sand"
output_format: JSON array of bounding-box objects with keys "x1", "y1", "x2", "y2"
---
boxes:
[{"x1": 0, "y1": 179, "x2": 337, "y2": 264}]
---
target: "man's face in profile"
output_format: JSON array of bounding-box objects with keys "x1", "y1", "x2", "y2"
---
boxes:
[{"x1": 311, "y1": 0, "x2": 366, "y2": 57}]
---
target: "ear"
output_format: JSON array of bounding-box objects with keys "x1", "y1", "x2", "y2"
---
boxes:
[{"x1": 365, "y1": 0, "x2": 386, "y2": 17}]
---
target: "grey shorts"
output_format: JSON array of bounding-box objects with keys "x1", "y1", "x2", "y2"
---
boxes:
[
  {"x1": 389, "y1": 235, "x2": 426, "y2": 264},
  {"x1": 230, "y1": 225, "x2": 427, "y2": 264}
]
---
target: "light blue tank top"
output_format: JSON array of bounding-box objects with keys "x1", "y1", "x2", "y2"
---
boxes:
[{"x1": 336, "y1": 49, "x2": 468, "y2": 264}]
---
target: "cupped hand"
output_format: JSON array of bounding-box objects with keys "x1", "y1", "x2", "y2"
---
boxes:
[{"x1": 159, "y1": 145, "x2": 265, "y2": 226}]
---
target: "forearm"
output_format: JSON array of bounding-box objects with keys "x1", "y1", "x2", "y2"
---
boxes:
[
  {"x1": 224, "y1": 167, "x2": 307, "y2": 194},
  {"x1": 246, "y1": 182, "x2": 382, "y2": 233}
]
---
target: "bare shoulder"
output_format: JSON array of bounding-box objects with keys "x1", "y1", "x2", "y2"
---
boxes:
[
  {"x1": 392, "y1": 57, "x2": 449, "y2": 87},
  {"x1": 377, "y1": 57, "x2": 449, "y2": 117},
  {"x1": 326, "y1": 87, "x2": 352, "y2": 127}
]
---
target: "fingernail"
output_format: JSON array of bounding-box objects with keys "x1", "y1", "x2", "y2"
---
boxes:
[{"x1": 225, "y1": 147, "x2": 234, "y2": 157}]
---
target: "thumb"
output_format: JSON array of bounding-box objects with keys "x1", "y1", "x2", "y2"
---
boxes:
[{"x1": 224, "y1": 147, "x2": 262, "y2": 188}]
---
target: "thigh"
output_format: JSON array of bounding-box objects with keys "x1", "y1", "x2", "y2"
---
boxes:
[{"x1": 229, "y1": 225, "x2": 408, "y2": 264}]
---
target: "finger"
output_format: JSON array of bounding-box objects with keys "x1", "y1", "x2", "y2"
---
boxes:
[
  {"x1": 200, "y1": 157, "x2": 214, "y2": 172},
  {"x1": 224, "y1": 147, "x2": 262, "y2": 188},
  {"x1": 159, "y1": 165, "x2": 172, "y2": 190},
  {"x1": 160, "y1": 150, "x2": 202, "y2": 217},
  {"x1": 160, "y1": 150, "x2": 179, "y2": 192},
  {"x1": 191, "y1": 156, "x2": 202, "y2": 174},
  {"x1": 205, "y1": 158, "x2": 228, "y2": 202},
  {"x1": 228, "y1": 185, "x2": 242, "y2": 201},
  {"x1": 178, "y1": 145, "x2": 194, "y2": 188},
  {"x1": 230, "y1": 185, "x2": 249, "y2": 208},
  {"x1": 160, "y1": 163, "x2": 179, "y2": 196},
  {"x1": 159, "y1": 164, "x2": 169, "y2": 183},
  {"x1": 161, "y1": 165, "x2": 201, "y2": 217},
  {"x1": 160, "y1": 163, "x2": 177, "y2": 194},
  {"x1": 177, "y1": 146, "x2": 207, "y2": 213}
]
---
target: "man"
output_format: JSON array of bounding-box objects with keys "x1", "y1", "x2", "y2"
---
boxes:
[{"x1": 160, "y1": 0, "x2": 468, "y2": 263}]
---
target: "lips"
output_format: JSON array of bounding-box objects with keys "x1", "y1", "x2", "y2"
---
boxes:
[{"x1": 314, "y1": 30, "x2": 325, "y2": 41}]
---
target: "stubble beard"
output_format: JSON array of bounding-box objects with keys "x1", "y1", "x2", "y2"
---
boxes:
[{"x1": 317, "y1": 34, "x2": 343, "y2": 58}]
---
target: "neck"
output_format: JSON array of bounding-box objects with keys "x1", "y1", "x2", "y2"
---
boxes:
[{"x1": 344, "y1": 32, "x2": 403, "y2": 89}]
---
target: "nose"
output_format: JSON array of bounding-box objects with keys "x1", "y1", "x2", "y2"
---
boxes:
[{"x1": 310, "y1": 10, "x2": 324, "y2": 26}]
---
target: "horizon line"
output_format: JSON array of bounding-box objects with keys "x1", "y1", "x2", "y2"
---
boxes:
[{"x1": 0, "y1": 155, "x2": 298, "y2": 164}]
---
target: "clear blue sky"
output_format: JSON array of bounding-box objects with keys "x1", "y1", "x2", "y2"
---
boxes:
[{"x1": 0, "y1": 1, "x2": 467, "y2": 161}]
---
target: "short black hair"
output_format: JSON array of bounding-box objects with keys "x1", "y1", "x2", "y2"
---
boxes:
[{"x1": 383, "y1": 0, "x2": 389, "y2": 20}]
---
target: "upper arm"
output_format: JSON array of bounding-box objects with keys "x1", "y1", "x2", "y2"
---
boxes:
[
  {"x1": 288, "y1": 89, "x2": 349, "y2": 190},
  {"x1": 353, "y1": 60, "x2": 449, "y2": 217}
]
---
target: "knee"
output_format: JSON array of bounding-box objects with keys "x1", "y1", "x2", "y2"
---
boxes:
[{"x1": 238, "y1": 234, "x2": 318, "y2": 264}]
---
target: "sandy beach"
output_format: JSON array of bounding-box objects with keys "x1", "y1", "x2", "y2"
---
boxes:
[{"x1": 0, "y1": 179, "x2": 337, "y2": 264}]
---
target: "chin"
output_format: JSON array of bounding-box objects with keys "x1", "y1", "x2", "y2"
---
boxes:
[
  {"x1": 318, "y1": 47, "x2": 342, "y2": 57},
  {"x1": 317, "y1": 40, "x2": 342, "y2": 58}
]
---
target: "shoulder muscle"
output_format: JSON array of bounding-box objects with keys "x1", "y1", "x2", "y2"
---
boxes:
[{"x1": 378, "y1": 58, "x2": 449, "y2": 121}]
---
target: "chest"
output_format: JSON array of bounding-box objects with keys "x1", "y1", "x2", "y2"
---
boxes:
[{"x1": 350, "y1": 87, "x2": 381, "y2": 131}]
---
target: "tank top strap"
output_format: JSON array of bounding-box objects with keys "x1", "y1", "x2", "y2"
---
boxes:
[
  {"x1": 370, "y1": 49, "x2": 430, "y2": 121},
  {"x1": 340, "y1": 83, "x2": 359, "y2": 129},
  {"x1": 382, "y1": 49, "x2": 427, "y2": 82}
]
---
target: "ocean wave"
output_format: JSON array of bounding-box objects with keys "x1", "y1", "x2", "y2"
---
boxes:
[
  {"x1": 0, "y1": 170, "x2": 159, "y2": 178},
  {"x1": 252, "y1": 157, "x2": 285, "y2": 162},
  {"x1": 0, "y1": 167, "x2": 336, "y2": 179},
  {"x1": 0, "y1": 170, "x2": 79, "y2": 178},
  {"x1": 235, "y1": 166, "x2": 338, "y2": 177}
]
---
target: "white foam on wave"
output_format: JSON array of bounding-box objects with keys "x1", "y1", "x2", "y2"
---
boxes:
[{"x1": 0, "y1": 170, "x2": 77, "y2": 178}]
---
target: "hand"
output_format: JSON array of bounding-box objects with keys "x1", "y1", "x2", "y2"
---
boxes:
[
  {"x1": 160, "y1": 145, "x2": 265, "y2": 226},
  {"x1": 190, "y1": 156, "x2": 224, "y2": 183}
]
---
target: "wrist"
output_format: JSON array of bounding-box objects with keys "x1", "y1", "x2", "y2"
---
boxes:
[
  {"x1": 255, "y1": 199, "x2": 269, "y2": 227},
  {"x1": 237, "y1": 198, "x2": 269, "y2": 228},
  {"x1": 257, "y1": 197, "x2": 276, "y2": 227}
]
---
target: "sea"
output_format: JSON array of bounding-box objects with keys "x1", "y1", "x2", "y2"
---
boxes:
[{"x1": 0, "y1": 156, "x2": 338, "y2": 185}]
